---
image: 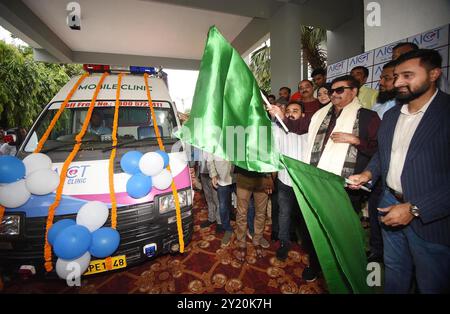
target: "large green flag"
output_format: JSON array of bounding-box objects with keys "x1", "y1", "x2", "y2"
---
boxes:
[
  {"x1": 174, "y1": 26, "x2": 282, "y2": 172},
  {"x1": 281, "y1": 155, "x2": 372, "y2": 294}
]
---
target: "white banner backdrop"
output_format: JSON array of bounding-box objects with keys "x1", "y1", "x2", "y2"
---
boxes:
[{"x1": 327, "y1": 24, "x2": 450, "y2": 90}]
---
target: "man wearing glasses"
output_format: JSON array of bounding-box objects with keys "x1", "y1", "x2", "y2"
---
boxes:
[{"x1": 304, "y1": 75, "x2": 381, "y2": 213}]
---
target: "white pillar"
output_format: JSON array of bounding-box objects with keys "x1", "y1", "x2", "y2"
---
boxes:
[{"x1": 269, "y1": 3, "x2": 302, "y2": 95}]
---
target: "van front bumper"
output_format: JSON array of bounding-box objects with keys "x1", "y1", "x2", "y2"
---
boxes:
[{"x1": 0, "y1": 201, "x2": 194, "y2": 278}]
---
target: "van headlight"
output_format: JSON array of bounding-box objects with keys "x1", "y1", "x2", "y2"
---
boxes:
[
  {"x1": 159, "y1": 190, "x2": 192, "y2": 214},
  {"x1": 0, "y1": 214, "x2": 21, "y2": 236}
]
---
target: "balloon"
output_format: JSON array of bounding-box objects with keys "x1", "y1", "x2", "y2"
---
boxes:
[
  {"x1": 0, "y1": 179, "x2": 31, "y2": 208},
  {"x1": 89, "y1": 227, "x2": 120, "y2": 258},
  {"x1": 55, "y1": 252, "x2": 91, "y2": 280},
  {"x1": 126, "y1": 173, "x2": 152, "y2": 199},
  {"x1": 22, "y1": 153, "x2": 52, "y2": 176},
  {"x1": 139, "y1": 152, "x2": 164, "y2": 176},
  {"x1": 152, "y1": 169, "x2": 173, "y2": 190},
  {"x1": 0, "y1": 156, "x2": 26, "y2": 184},
  {"x1": 155, "y1": 150, "x2": 170, "y2": 168},
  {"x1": 25, "y1": 169, "x2": 59, "y2": 195},
  {"x1": 48, "y1": 219, "x2": 76, "y2": 246},
  {"x1": 120, "y1": 151, "x2": 143, "y2": 175},
  {"x1": 53, "y1": 225, "x2": 92, "y2": 260},
  {"x1": 76, "y1": 201, "x2": 109, "y2": 232}
]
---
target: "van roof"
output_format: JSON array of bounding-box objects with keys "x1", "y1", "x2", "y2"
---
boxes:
[{"x1": 49, "y1": 73, "x2": 173, "y2": 104}]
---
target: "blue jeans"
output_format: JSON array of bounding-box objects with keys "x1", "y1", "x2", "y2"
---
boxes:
[
  {"x1": 277, "y1": 179, "x2": 297, "y2": 245},
  {"x1": 380, "y1": 189, "x2": 450, "y2": 293},
  {"x1": 247, "y1": 195, "x2": 255, "y2": 234},
  {"x1": 217, "y1": 184, "x2": 233, "y2": 232}
]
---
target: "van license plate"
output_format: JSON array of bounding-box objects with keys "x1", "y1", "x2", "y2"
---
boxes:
[{"x1": 84, "y1": 255, "x2": 127, "y2": 275}]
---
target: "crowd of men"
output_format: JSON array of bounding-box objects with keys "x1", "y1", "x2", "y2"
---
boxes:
[{"x1": 192, "y1": 43, "x2": 450, "y2": 294}]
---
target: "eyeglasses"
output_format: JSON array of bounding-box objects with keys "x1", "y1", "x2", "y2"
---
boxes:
[{"x1": 328, "y1": 86, "x2": 353, "y2": 96}]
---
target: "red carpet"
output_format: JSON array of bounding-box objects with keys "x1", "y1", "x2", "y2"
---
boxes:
[{"x1": 1, "y1": 191, "x2": 326, "y2": 294}]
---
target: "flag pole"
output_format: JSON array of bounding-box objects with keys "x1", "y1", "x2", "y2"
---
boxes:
[{"x1": 260, "y1": 91, "x2": 289, "y2": 133}]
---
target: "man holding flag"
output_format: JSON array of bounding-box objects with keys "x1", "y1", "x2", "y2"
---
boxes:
[{"x1": 175, "y1": 26, "x2": 372, "y2": 294}]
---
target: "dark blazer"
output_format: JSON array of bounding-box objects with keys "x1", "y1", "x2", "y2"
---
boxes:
[{"x1": 367, "y1": 90, "x2": 450, "y2": 246}]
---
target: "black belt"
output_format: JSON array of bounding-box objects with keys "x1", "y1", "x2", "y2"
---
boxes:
[{"x1": 388, "y1": 187, "x2": 404, "y2": 203}]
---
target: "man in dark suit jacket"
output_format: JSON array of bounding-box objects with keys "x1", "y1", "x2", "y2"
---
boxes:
[{"x1": 349, "y1": 49, "x2": 450, "y2": 294}]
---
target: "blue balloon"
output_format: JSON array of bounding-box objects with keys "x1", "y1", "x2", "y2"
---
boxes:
[
  {"x1": 0, "y1": 156, "x2": 26, "y2": 184},
  {"x1": 89, "y1": 227, "x2": 120, "y2": 258},
  {"x1": 126, "y1": 173, "x2": 152, "y2": 199},
  {"x1": 53, "y1": 225, "x2": 92, "y2": 260},
  {"x1": 155, "y1": 150, "x2": 170, "y2": 168},
  {"x1": 48, "y1": 219, "x2": 76, "y2": 246},
  {"x1": 120, "y1": 151, "x2": 143, "y2": 175}
]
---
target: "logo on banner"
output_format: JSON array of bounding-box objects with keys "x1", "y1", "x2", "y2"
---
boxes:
[
  {"x1": 327, "y1": 60, "x2": 347, "y2": 77},
  {"x1": 349, "y1": 52, "x2": 373, "y2": 68},
  {"x1": 373, "y1": 63, "x2": 386, "y2": 80},
  {"x1": 409, "y1": 27, "x2": 448, "y2": 49},
  {"x1": 374, "y1": 42, "x2": 401, "y2": 64}
]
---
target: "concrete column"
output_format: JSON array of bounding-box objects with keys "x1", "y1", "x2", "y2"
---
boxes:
[
  {"x1": 269, "y1": 3, "x2": 302, "y2": 95},
  {"x1": 326, "y1": 0, "x2": 364, "y2": 64}
]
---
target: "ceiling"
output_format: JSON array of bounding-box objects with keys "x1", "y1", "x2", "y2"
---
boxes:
[{"x1": 0, "y1": 0, "x2": 359, "y2": 69}]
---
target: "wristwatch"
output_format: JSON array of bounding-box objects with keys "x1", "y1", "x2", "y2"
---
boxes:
[{"x1": 409, "y1": 204, "x2": 420, "y2": 217}]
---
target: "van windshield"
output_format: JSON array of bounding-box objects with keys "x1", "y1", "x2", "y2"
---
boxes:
[{"x1": 23, "y1": 101, "x2": 178, "y2": 153}]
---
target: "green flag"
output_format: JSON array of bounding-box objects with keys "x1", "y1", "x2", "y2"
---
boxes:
[
  {"x1": 174, "y1": 26, "x2": 282, "y2": 172},
  {"x1": 281, "y1": 155, "x2": 372, "y2": 294}
]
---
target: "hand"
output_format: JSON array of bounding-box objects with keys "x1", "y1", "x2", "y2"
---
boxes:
[
  {"x1": 211, "y1": 176, "x2": 219, "y2": 189},
  {"x1": 267, "y1": 105, "x2": 284, "y2": 119},
  {"x1": 330, "y1": 132, "x2": 360, "y2": 145},
  {"x1": 379, "y1": 203, "x2": 415, "y2": 227},
  {"x1": 347, "y1": 171, "x2": 372, "y2": 190}
]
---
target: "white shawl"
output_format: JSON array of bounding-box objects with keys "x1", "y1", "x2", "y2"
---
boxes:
[{"x1": 304, "y1": 97, "x2": 362, "y2": 176}]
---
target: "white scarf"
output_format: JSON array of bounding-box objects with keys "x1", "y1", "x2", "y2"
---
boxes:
[{"x1": 305, "y1": 97, "x2": 362, "y2": 176}]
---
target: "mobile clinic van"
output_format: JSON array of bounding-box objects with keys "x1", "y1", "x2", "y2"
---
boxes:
[{"x1": 0, "y1": 65, "x2": 194, "y2": 280}]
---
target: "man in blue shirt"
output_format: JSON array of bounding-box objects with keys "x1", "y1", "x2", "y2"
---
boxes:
[{"x1": 372, "y1": 61, "x2": 397, "y2": 119}]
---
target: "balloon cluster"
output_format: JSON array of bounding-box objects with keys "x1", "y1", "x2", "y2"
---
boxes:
[
  {"x1": 121, "y1": 150, "x2": 173, "y2": 199},
  {"x1": 48, "y1": 201, "x2": 120, "y2": 280},
  {"x1": 0, "y1": 154, "x2": 60, "y2": 208}
]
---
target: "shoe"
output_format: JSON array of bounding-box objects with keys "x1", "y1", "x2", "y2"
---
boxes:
[
  {"x1": 216, "y1": 224, "x2": 225, "y2": 234},
  {"x1": 200, "y1": 220, "x2": 215, "y2": 228},
  {"x1": 247, "y1": 230, "x2": 254, "y2": 240},
  {"x1": 367, "y1": 252, "x2": 383, "y2": 263},
  {"x1": 276, "y1": 243, "x2": 289, "y2": 261},
  {"x1": 302, "y1": 266, "x2": 318, "y2": 282},
  {"x1": 259, "y1": 237, "x2": 270, "y2": 249},
  {"x1": 221, "y1": 231, "x2": 233, "y2": 247},
  {"x1": 254, "y1": 245, "x2": 264, "y2": 258},
  {"x1": 234, "y1": 247, "x2": 246, "y2": 263}
]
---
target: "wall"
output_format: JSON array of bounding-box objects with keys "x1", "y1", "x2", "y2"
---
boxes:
[
  {"x1": 327, "y1": 0, "x2": 365, "y2": 65},
  {"x1": 327, "y1": 19, "x2": 364, "y2": 65},
  {"x1": 364, "y1": 0, "x2": 450, "y2": 51}
]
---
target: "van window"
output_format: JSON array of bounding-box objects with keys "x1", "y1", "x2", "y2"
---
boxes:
[{"x1": 23, "y1": 102, "x2": 178, "y2": 153}]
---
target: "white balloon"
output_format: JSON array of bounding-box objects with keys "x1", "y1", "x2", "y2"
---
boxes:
[
  {"x1": 23, "y1": 153, "x2": 52, "y2": 176},
  {"x1": 152, "y1": 169, "x2": 173, "y2": 190},
  {"x1": 25, "y1": 169, "x2": 60, "y2": 195},
  {"x1": 55, "y1": 251, "x2": 91, "y2": 280},
  {"x1": 76, "y1": 201, "x2": 109, "y2": 232},
  {"x1": 0, "y1": 179, "x2": 31, "y2": 208},
  {"x1": 139, "y1": 152, "x2": 165, "y2": 177}
]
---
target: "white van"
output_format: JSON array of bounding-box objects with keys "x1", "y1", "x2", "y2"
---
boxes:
[{"x1": 0, "y1": 65, "x2": 194, "y2": 278}]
